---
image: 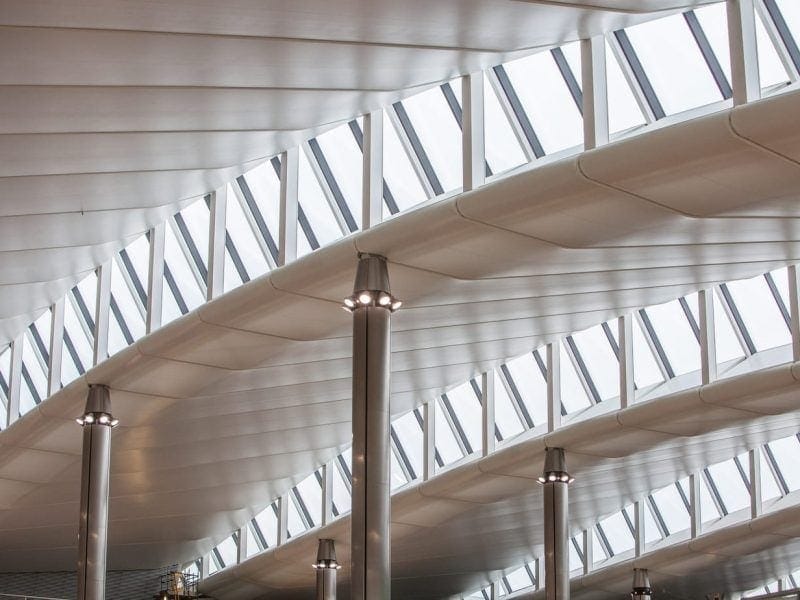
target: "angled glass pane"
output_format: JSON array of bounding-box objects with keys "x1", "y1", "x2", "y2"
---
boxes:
[
  {"x1": 75, "y1": 270, "x2": 98, "y2": 332},
  {"x1": 756, "y1": 10, "x2": 791, "y2": 88},
  {"x1": 591, "y1": 526, "x2": 607, "y2": 562},
  {"x1": 241, "y1": 161, "x2": 282, "y2": 240},
  {"x1": 286, "y1": 494, "x2": 306, "y2": 537},
  {"x1": 108, "y1": 257, "x2": 145, "y2": 356},
  {"x1": 760, "y1": 447, "x2": 783, "y2": 502},
  {"x1": 708, "y1": 458, "x2": 750, "y2": 514},
  {"x1": 63, "y1": 294, "x2": 92, "y2": 385},
  {"x1": 20, "y1": 333, "x2": 46, "y2": 415},
  {"x1": 598, "y1": 511, "x2": 634, "y2": 555},
  {"x1": 435, "y1": 396, "x2": 465, "y2": 467},
  {"x1": 0, "y1": 345, "x2": 10, "y2": 428},
  {"x1": 606, "y1": 41, "x2": 647, "y2": 133},
  {"x1": 383, "y1": 108, "x2": 428, "y2": 212},
  {"x1": 299, "y1": 149, "x2": 345, "y2": 249},
  {"x1": 651, "y1": 483, "x2": 690, "y2": 534},
  {"x1": 177, "y1": 200, "x2": 210, "y2": 276},
  {"x1": 622, "y1": 501, "x2": 661, "y2": 543},
  {"x1": 484, "y1": 76, "x2": 526, "y2": 174},
  {"x1": 314, "y1": 121, "x2": 363, "y2": 226},
  {"x1": 504, "y1": 352, "x2": 547, "y2": 426},
  {"x1": 216, "y1": 535, "x2": 237, "y2": 568},
  {"x1": 400, "y1": 84, "x2": 462, "y2": 192},
  {"x1": 494, "y1": 369, "x2": 525, "y2": 441},
  {"x1": 695, "y1": 2, "x2": 732, "y2": 82},
  {"x1": 568, "y1": 537, "x2": 582, "y2": 572},
  {"x1": 711, "y1": 291, "x2": 746, "y2": 364},
  {"x1": 163, "y1": 222, "x2": 206, "y2": 323},
  {"x1": 725, "y1": 274, "x2": 791, "y2": 351},
  {"x1": 332, "y1": 455, "x2": 352, "y2": 515},
  {"x1": 775, "y1": 0, "x2": 800, "y2": 44},
  {"x1": 643, "y1": 298, "x2": 700, "y2": 376},
  {"x1": 505, "y1": 566, "x2": 533, "y2": 592},
  {"x1": 560, "y1": 342, "x2": 592, "y2": 414},
  {"x1": 391, "y1": 450, "x2": 408, "y2": 490},
  {"x1": 225, "y1": 183, "x2": 270, "y2": 289},
  {"x1": 245, "y1": 521, "x2": 261, "y2": 557},
  {"x1": 767, "y1": 435, "x2": 800, "y2": 491},
  {"x1": 502, "y1": 50, "x2": 583, "y2": 153},
  {"x1": 393, "y1": 409, "x2": 423, "y2": 478},
  {"x1": 625, "y1": 13, "x2": 723, "y2": 115},
  {"x1": 446, "y1": 381, "x2": 482, "y2": 453},
  {"x1": 122, "y1": 234, "x2": 150, "y2": 300},
  {"x1": 570, "y1": 324, "x2": 619, "y2": 401},
  {"x1": 607, "y1": 316, "x2": 664, "y2": 389},
  {"x1": 253, "y1": 503, "x2": 278, "y2": 548},
  {"x1": 676, "y1": 475, "x2": 721, "y2": 524},
  {"x1": 296, "y1": 471, "x2": 322, "y2": 527}
]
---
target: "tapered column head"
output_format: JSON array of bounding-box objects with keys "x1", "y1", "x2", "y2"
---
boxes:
[
  {"x1": 76, "y1": 384, "x2": 118, "y2": 427},
  {"x1": 343, "y1": 254, "x2": 401, "y2": 312},
  {"x1": 313, "y1": 539, "x2": 341, "y2": 570},
  {"x1": 538, "y1": 447, "x2": 573, "y2": 484},
  {"x1": 631, "y1": 568, "x2": 652, "y2": 600}
]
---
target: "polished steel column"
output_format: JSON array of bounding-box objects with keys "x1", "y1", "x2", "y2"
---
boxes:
[
  {"x1": 314, "y1": 539, "x2": 340, "y2": 600},
  {"x1": 344, "y1": 254, "x2": 401, "y2": 600},
  {"x1": 538, "y1": 447, "x2": 573, "y2": 600},
  {"x1": 76, "y1": 384, "x2": 118, "y2": 600},
  {"x1": 631, "y1": 568, "x2": 652, "y2": 600}
]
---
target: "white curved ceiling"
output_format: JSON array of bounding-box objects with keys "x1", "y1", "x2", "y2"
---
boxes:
[
  {"x1": 199, "y1": 361, "x2": 800, "y2": 599},
  {"x1": 1, "y1": 89, "x2": 800, "y2": 579},
  {"x1": 0, "y1": 0, "x2": 716, "y2": 345}
]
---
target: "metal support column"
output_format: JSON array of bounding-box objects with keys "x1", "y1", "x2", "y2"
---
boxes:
[
  {"x1": 631, "y1": 569, "x2": 653, "y2": 600},
  {"x1": 314, "y1": 539, "x2": 340, "y2": 600},
  {"x1": 344, "y1": 254, "x2": 400, "y2": 600},
  {"x1": 321, "y1": 462, "x2": 334, "y2": 526},
  {"x1": 236, "y1": 525, "x2": 248, "y2": 564},
  {"x1": 539, "y1": 447, "x2": 572, "y2": 600},
  {"x1": 277, "y1": 494, "x2": 289, "y2": 546},
  {"x1": 76, "y1": 384, "x2": 118, "y2": 600}
]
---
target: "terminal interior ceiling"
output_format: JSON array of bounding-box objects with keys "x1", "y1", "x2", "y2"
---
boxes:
[{"x1": 2, "y1": 0, "x2": 800, "y2": 599}]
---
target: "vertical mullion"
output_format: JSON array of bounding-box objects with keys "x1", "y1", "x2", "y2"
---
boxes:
[
  {"x1": 728, "y1": 0, "x2": 762, "y2": 105},
  {"x1": 6, "y1": 335, "x2": 23, "y2": 426},
  {"x1": 206, "y1": 187, "x2": 227, "y2": 300},
  {"x1": 698, "y1": 289, "x2": 718, "y2": 385},
  {"x1": 146, "y1": 223, "x2": 165, "y2": 333},
  {"x1": 349, "y1": 119, "x2": 399, "y2": 215},
  {"x1": 789, "y1": 265, "x2": 800, "y2": 362},
  {"x1": 278, "y1": 148, "x2": 300, "y2": 266},
  {"x1": 580, "y1": 36, "x2": 610, "y2": 150},
  {"x1": 618, "y1": 314, "x2": 635, "y2": 408},
  {"x1": 460, "y1": 73, "x2": 490, "y2": 190},
  {"x1": 546, "y1": 342, "x2": 561, "y2": 431},
  {"x1": 481, "y1": 371, "x2": 496, "y2": 456},
  {"x1": 361, "y1": 110, "x2": 384, "y2": 229},
  {"x1": 93, "y1": 261, "x2": 112, "y2": 365}
]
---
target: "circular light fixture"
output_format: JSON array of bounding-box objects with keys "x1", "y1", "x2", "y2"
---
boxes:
[
  {"x1": 378, "y1": 293, "x2": 391, "y2": 306},
  {"x1": 358, "y1": 292, "x2": 372, "y2": 305}
]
